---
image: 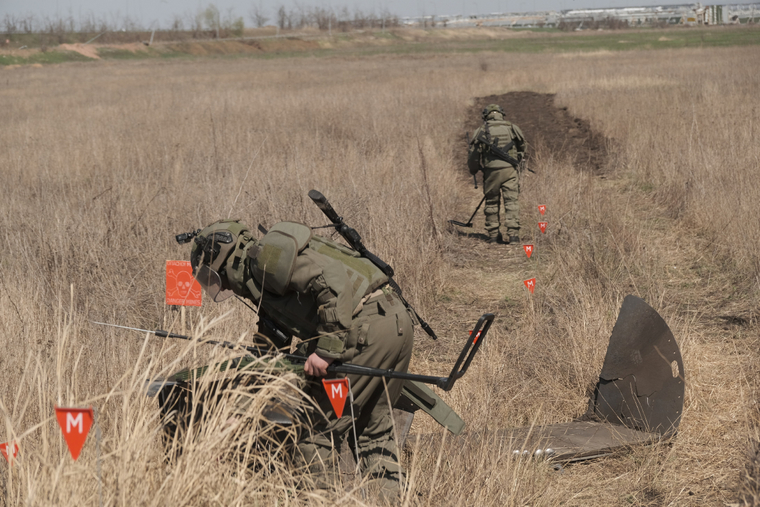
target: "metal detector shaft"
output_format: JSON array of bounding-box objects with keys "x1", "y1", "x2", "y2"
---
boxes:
[
  {"x1": 91, "y1": 313, "x2": 494, "y2": 390},
  {"x1": 449, "y1": 195, "x2": 486, "y2": 228},
  {"x1": 90, "y1": 321, "x2": 272, "y2": 357}
]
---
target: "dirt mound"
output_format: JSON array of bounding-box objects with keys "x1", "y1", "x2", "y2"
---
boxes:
[
  {"x1": 463, "y1": 91, "x2": 609, "y2": 174},
  {"x1": 59, "y1": 43, "x2": 100, "y2": 59}
]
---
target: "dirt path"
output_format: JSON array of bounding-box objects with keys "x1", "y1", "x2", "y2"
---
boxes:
[
  {"x1": 438, "y1": 91, "x2": 606, "y2": 341},
  {"x1": 428, "y1": 91, "x2": 759, "y2": 504}
]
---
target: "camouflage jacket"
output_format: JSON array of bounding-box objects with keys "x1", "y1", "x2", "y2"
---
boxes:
[
  {"x1": 225, "y1": 222, "x2": 388, "y2": 362},
  {"x1": 468, "y1": 116, "x2": 526, "y2": 173}
]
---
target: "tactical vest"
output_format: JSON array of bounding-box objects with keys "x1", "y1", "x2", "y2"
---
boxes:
[
  {"x1": 480, "y1": 120, "x2": 519, "y2": 169},
  {"x1": 224, "y1": 222, "x2": 388, "y2": 340}
]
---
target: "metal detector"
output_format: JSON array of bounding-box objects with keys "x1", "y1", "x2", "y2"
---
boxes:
[
  {"x1": 94, "y1": 313, "x2": 494, "y2": 391},
  {"x1": 449, "y1": 195, "x2": 486, "y2": 228}
]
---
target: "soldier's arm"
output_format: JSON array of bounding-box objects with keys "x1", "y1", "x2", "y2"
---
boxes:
[
  {"x1": 467, "y1": 127, "x2": 483, "y2": 175},
  {"x1": 290, "y1": 250, "x2": 353, "y2": 361},
  {"x1": 512, "y1": 124, "x2": 526, "y2": 160}
]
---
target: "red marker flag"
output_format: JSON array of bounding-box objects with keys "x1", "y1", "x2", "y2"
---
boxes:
[
  {"x1": 524, "y1": 278, "x2": 536, "y2": 294},
  {"x1": 322, "y1": 379, "x2": 350, "y2": 418},
  {"x1": 166, "y1": 260, "x2": 202, "y2": 306},
  {"x1": 523, "y1": 244, "x2": 534, "y2": 258},
  {"x1": 0, "y1": 441, "x2": 19, "y2": 464},
  {"x1": 538, "y1": 205, "x2": 546, "y2": 215},
  {"x1": 55, "y1": 407, "x2": 94, "y2": 460},
  {"x1": 469, "y1": 330, "x2": 482, "y2": 345},
  {"x1": 538, "y1": 222, "x2": 548, "y2": 234}
]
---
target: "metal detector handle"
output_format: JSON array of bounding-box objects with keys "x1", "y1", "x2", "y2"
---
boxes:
[
  {"x1": 440, "y1": 313, "x2": 494, "y2": 391},
  {"x1": 326, "y1": 363, "x2": 446, "y2": 385},
  {"x1": 327, "y1": 313, "x2": 493, "y2": 390}
]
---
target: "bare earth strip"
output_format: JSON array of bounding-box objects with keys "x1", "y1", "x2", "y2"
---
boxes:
[{"x1": 416, "y1": 92, "x2": 759, "y2": 505}]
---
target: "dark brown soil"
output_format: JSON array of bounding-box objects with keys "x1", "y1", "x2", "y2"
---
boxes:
[{"x1": 461, "y1": 91, "x2": 609, "y2": 174}]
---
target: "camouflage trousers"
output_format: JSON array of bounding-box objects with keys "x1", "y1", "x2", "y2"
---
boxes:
[
  {"x1": 297, "y1": 288, "x2": 415, "y2": 500},
  {"x1": 482, "y1": 165, "x2": 520, "y2": 238}
]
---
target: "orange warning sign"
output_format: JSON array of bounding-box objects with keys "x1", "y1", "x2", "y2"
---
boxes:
[
  {"x1": 523, "y1": 244, "x2": 534, "y2": 258},
  {"x1": 166, "y1": 260, "x2": 202, "y2": 306},
  {"x1": 55, "y1": 407, "x2": 94, "y2": 460},
  {"x1": 538, "y1": 205, "x2": 546, "y2": 215},
  {"x1": 538, "y1": 222, "x2": 548, "y2": 234},
  {"x1": 524, "y1": 278, "x2": 536, "y2": 294},
  {"x1": 322, "y1": 378, "x2": 350, "y2": 419},
  {"x1": 0, "y1": 441, "x2": 18, "y2": 464}
]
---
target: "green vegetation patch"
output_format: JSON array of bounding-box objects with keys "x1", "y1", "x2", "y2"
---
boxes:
[
  {"x1": 2, "y1": 26, "x2": 758, "y2": 66},
  {"x1": 326, "y1": 26, "x2": 760, "y2": 56},
  {"x1": 97, "y1": 47, "x2": 156, "y2": 60},
  {"x1": 468, "y1": 27, "x2": 760, "y2": 53}
]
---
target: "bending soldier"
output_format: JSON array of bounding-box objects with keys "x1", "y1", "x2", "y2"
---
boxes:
[
  {"x1": 189, "y1": 219, "x2": 414, "y2": 500},
  {"x1": 467, "y1": 104, "x2": 526, "y2": 244}
]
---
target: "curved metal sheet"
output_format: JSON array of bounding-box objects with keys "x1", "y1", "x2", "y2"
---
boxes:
[
  {"x1": 593, "y1": 295, "x2": 684, "y2": 436},
  {"x1": 405, "y1": 421, "x2": 659, "y2": 465}
]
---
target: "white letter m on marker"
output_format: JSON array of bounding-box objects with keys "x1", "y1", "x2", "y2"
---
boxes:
[
  {"x1": 66, "y1": 413, "x2": 83, "y2": 433},
  {"x1": 330, "y1": 384, "x2": 343, "y2": 398}
]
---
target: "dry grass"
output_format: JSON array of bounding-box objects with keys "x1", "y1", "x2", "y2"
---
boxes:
[{"x1": 1, "y1": 45, "x2": 758, "y2": 505}]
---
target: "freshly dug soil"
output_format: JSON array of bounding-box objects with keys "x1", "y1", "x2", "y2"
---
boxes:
[{"x1": 462, "y1": 91, "x2": 609, "y2": 174}]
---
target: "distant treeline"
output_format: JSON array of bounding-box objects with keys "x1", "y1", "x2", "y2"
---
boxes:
[{"x1": 2, "y1": 3, "x2": 400, "y2": 45}]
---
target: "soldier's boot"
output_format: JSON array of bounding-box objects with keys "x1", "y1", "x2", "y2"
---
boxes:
[
  {"x1": 359, "y1": 433, "x2": 404, "y2": 504},
  {"x1": 506, "y1": 229, "x2": 520, "y2": 245},
  {"x1": 488, "y1": 233, "x2": 503, "y2": 244},
  {"x1": 295, "y1": 437, "x2": 342, "y2": 491}
]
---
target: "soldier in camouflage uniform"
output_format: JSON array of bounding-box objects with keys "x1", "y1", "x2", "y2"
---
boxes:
[
  {"x1": 468, "y1": 104, "x2": 526, "y2": 244},
  {"x1": 190, "y1": 219, "x2": 414, "y2": 500}
]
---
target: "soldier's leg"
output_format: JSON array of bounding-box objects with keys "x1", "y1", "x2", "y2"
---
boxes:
[
  {"x1": 483, "y1": 194, "x2": 501, "y2": 240},
  {"x1": 355, "y1": 304, "x2": 413, "y2": 500},
  {"x1": 300, "y1": 290, "x2": 414, "y2": 496},
  {"x1": 298, "y1": 369, "x2": 354, "y2": 487},
  {"x1": 483, "y1": 168, "x2": 510, "y2": 240},
  {"x1": 501, "y1": 167, "x2": 520, "y2": 238},
  {"x1": 295, "y1": 430, "x2": 342, "y2": 488}
]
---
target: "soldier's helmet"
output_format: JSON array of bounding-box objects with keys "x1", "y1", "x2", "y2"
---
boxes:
[
  {"x1": 482, "y1": 103, "x2": 505, "y2": 120},
  {"x1": 190, "y1": 219, "x2": 251, "y2": 302}
]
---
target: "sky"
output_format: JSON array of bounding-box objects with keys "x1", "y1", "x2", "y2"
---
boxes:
[{"x1": 2, "y1": 0, "x2": 758, "y2": 28}]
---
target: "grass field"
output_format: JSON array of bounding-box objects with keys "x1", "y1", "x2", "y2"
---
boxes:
[
  {"x1": 1, "y1": 30, "x2": 759, "y2": 506},
  {"x1": 2, "y1": 24, "x2": 760, "y2": 65}
]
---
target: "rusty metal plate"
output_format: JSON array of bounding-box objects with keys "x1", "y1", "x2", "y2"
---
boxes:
[{"x1": 593, "y1": 295, "x2": 685, "y2": 436}]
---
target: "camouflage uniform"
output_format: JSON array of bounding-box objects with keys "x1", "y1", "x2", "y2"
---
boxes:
[
  {"x1": 193, "y1": 220, "x2": 414, "y2": 498},
  {"x1": 467, "y1": 105, "x2": 526, "y2": 243}
]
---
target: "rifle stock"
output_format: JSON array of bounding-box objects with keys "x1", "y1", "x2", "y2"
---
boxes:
[{"x1": 308, "y1": 189, "x2": 437, "y2": 340}]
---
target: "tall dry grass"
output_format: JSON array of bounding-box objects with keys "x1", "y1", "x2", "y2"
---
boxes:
[{"x1": 1, "y1": 45, "x2": 758, "y2": 505}]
